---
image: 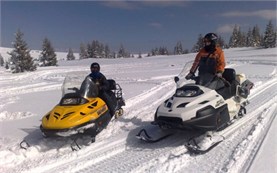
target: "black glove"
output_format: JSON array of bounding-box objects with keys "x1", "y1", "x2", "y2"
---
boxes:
[
  {"x1": 216, "y1": 72, "x2": 223, "y2": 78},
  {"x1": 185, "y1": 72, "x2": 194, "y2": 80}
]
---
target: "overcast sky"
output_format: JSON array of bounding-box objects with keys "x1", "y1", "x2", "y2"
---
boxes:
[{"x1": 1, "y1": 1, "x2": 276, "y2": 53}]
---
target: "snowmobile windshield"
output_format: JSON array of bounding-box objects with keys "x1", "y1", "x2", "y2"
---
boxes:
[
  {"x1": 62, "y1": 75, "x2": 84, "y2": 97},
  {"x1": 79, "y1": 77, "x2": 99, "y2": 98},
  {"x1": 62, "y1": 75, "x2": 99, "y2": 99},
  {"x1": 177, "y1": 61, "x2": 194, "y2": 80}
]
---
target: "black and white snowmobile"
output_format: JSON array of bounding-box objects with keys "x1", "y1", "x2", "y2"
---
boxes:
[{"x1": 137, "y1": 63, "x2": 253, "y2": 153}]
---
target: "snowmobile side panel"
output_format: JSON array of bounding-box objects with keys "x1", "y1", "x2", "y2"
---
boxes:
[{"x1": 40, "y1": 111, "x2": 111, "y2": 138}]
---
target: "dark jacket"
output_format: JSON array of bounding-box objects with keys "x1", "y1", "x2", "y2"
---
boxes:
[{"x1": 88, "y1": 72, "x2": 109, "y2": 91}]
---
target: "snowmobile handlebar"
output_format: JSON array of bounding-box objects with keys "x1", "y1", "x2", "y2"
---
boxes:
[{"x1": 68, "y1": 87, "x2": 79, "y2": 92}]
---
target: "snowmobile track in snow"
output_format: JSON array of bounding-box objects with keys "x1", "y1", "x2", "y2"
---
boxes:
[{"x1": 8, "y1": 74, "x2": 277, "y2": 173}]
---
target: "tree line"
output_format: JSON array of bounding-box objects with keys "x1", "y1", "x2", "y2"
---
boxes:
[{"x1": 1, "y1": 20, "x2": 276, "y2": 73}]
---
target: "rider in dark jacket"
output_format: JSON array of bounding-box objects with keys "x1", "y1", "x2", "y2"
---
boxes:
[{"x1": 89, "y1": 62, "x2": 116, "y2": 116}]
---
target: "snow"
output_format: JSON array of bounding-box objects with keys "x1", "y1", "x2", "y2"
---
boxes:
[{"x1": 0, "y1": 47, "x2": 276, "y2": 173}]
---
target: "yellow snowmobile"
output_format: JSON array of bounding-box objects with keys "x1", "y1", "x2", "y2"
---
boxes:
[{"x1": 40, "y1": 75, "x2": 125, "y2": 138}]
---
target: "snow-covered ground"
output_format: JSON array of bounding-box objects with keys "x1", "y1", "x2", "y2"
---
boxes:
[{"x1": 0, "y1": 47, "x2": 276, "y2": 173}]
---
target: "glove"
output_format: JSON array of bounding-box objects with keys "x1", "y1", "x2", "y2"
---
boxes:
[
  {"x1": 216, "y1": 72, "x2": 222, "y2": 78},
  {"x1": 185, "y1": 72, "x2": 194, "y2": 80}
]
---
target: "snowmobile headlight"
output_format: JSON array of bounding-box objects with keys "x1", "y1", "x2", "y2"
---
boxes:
[
  {"x1": 176, "y1": 89, "x2": 197, "y2": 97},
  {"x1": 97, "y1": 105, "x2": 108, "y2": 115},
  {"x1": 60, "y1": 97, "x2": 88, "y2": 105}
]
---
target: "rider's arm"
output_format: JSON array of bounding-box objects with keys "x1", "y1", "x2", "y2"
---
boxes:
[{"x1": 216, "y1": 48, "x2": 225, "y2": 73}]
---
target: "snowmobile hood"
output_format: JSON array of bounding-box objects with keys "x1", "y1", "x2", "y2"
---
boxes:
[
  {"x1": 157, "y1": 85, "x2": 225, "y2": 120},
  {"x1": 41, "y1": 97, "x2": 108, "y2": 130}
]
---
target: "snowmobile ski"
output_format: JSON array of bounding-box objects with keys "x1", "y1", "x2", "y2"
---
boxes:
[
  {"x1": 185, "y1": 132, "x2": 225, "y2": 154},
  {"x1": 20, "y1": 140, "x2": 31, "y2": 150},
  {"x1": 136, "y1": 129, "x2": 173, "y2": 143}
]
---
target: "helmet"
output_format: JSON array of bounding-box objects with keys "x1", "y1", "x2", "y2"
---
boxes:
[
  {"x1": 204, "y1": 33, "x2": 218, "y2": 43},
  {"x1": 203, "y1": 33, "x2": 218, "y2": 53},
  {"x1": 90, "y1": 62, "x2": 100, "y2": 72}
]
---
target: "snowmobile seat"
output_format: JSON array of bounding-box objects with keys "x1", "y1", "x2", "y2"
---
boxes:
[
  {"x1": 222, "y1": 68, "x2": 236, "y2": 83},
  {"x1": 217, "y1": 68, "x2": 239, "y2": 99}
]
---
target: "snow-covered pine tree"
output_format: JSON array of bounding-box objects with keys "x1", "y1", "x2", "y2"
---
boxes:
[
  {"x1": 104, "y1": 44, "x2": 111, "y2": 58},
  {"x1": 118, "y1": 44, "x2": 125, "y2": 58},
  {"x1": 87, "y1": 43, "x2": 93, "y2": 58},
  {"x1": 138, "y1": 52, "x2": 142, "y2": 58},
  {"x1": 99, "y1": 43, "x2": 105, "y2": 58},
  {"x1": 217, "y1": 35, "x2": 225, "y2": 48},
  {"x1": 159, "y1": 46, "x2": 168, "y2": 55},
  {"x1": 8, "y1": 29, "x2": 36, "y2": 73},
  {"x1": 91, "y1": 40, "x2": 100, "y2": 58},
  {"x1": 66, "y1": 48, "x2": 75, "y2": 60},
  {"x1": 263, "y1": 20, "x2": 276, "y2": 48},
  {"x1": 252, "y1": 25, "x2": 261, "y2": 47},
  {"x1": 40, "y1": 38, "x2": 57, "y2": 66},
  {"x1": 191, "y1": 34, "x2": 203, "y2": 52},
  {"x1": 79, "y1": 43, "x2": 88, "y2": 60},
  {"x1": 0, "y1": 53, "x2": 4, "y2": 66},
  {"x1": 246, "y1": 28, "x2": 254, "y2": 47},
  {"x1": 229, "y1": 25, "x2": 241, "y2": 47},
  {"x1": 174, "y1": 41, "x2": 183, "y2": 55}
]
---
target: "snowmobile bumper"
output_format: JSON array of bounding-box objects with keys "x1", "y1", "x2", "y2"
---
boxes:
[
  {"x1": 156, "y1": 104, "x2": 230, "y2": 131},
  {"x1": 40, "y1": 112, "x2": 111, "y2": 138}
]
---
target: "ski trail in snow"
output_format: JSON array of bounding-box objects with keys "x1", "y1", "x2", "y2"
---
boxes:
[
  {"x1": 18, "y1": 73, "x2": 277, "y2": 173},
  {"x1": 174, "y1": 79, "x2": 277, "y2": 173},
  {"x1": 1, "y1": 78, "x2": 176, "y2": 173}
]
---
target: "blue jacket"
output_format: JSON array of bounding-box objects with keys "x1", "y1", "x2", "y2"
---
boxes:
[{"x1": 88, "y1": 72, "x2": 109, "y2": 91}]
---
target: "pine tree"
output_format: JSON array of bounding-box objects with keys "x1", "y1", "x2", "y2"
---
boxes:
[
  {"x1": 138, "y1": 52, "x2": 142, "y2": 58},
  {"x1": 66, "y1": 48, "x2": 75, "y2": 60},
  {"x1": 159, "y1": 47, "x2": 168, "y2": 55},
  {"x1": 217, "y1": 35, "x2": 225, "y2": 48},
  {"x1": 40, "y1": 38, "x2": 57, "y2": 66},
  {"x1": 246, "y1": 28, "x2": 253, "y2": 47},
  {"x1": 229, "y1": 25, "x2": 241, "y2": 47},
  {"x1": 118, "y1": 44, "x2": 125, "y2": 58},
  {"x1": 79, "y1": 43, "x2": 88, "y2": 60},
  {"x1": 104, "y1": 44, "x2": 110, "y2": 58},
  {"x1": 0, "y1": 53, "x2": 4, "y2": 66},
  {"x1": 87, "y1": 43, "x2": 93, "y2": 58},
  {"x1": 252, "y1": 25, "x2": 261, "y2": 47},
  {"x1": 91, "y1": 40, "x2": 100, "y2": 58},
  {"x1": 263, "y1": 20, "x2": 276, "y2": 48},
  {"x1": 191, "y1": 34, "x2": 203, "y2": 52},
  {"x1": 174, "y1": 41, "x2": 183, "y2": 55},
  {"x1": 238, "y1": 31, "x2": 246, "y2": 47},
  {"x1": 8, "y1": 29, "x2": 36, "y2": 73}
]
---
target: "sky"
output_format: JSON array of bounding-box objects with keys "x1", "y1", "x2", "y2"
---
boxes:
[{"x1": 1, "y1": 0, "x2": 276, "y2": 53}]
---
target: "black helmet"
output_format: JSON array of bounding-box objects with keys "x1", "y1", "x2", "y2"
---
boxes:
[
  {"x1": 90, "y1": 62, "x2": 100, "y2": 72},
  {"x1": 203, "y1": 33, "x2": 218, "y2": 53},
  {"x1": 204, "y1": 33, "x2": 218, "y2": 43}
]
